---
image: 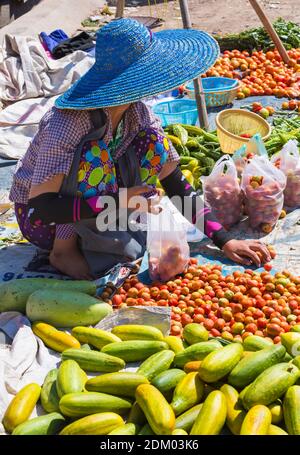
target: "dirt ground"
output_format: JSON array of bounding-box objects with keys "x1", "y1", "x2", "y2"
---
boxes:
[{"x1": 121, "y1": 0, "x2": 300, "y2": 35}]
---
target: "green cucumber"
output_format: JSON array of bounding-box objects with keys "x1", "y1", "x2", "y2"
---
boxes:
[
  {"x1": 228, "y1": 345, "x2": 286, "y2": 389},
  {"x1": 101, "y1": 340, "x2": 168, "y2": 362},
  {"x1": 12, "y1": 412, "x2": 65, "y2": 435},
  {"x1": 137, "y1": 350, "x2": 175, "y2": 381},
  {"x1": 174, "y1": 340, "x2": 222, "y2": 368},
  {"x1": 61, "y1": 348, "x2": 125, "y2": 372},
  {"x1": 152, "y1": 369, "x2": 186, "y2": 394},
  {"x1": 85, "y1": 372, "x2": 149, "y2": 397},
  {"x1": 243, "y1": 363, "x2": 300, "y2": 409},
  {"x1": 41, "y1": 369, "x2": 60, "y2": 413},
  {"x1": 26, "y1": 289, "x2": 112, "y2": 327},
  {"x1": 198, "y1": 343, "x2": 244, "y2": 383}
]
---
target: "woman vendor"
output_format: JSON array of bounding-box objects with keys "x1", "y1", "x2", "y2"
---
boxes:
[{"x1": 9, "y1": 18, "x2": 271, "y2": 280}]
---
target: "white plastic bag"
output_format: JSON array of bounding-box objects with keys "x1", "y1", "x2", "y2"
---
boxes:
[
  {"x1": 147, "y1": 202, "x2": 190, "y2": 282},
  {"x1": 232, "y1": 133, "x2": 268, "y2": 176},
  {"x1": 201, "y1": 155, "x2": 243, "y2": 228},
  {"x1": 271, "y1": 140, "x2": 300, "y2": 208},
  {"x1": 241, "y1": 155, "x2": 286, "y2": 230}
]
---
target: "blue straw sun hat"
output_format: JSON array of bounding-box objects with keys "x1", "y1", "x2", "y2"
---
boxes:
[{"x1": 55, "y1": 18, "x2": 219, "y2": 109}]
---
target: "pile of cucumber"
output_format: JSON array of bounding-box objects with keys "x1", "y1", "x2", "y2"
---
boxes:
[
  {"x1": 3, "y1": 322, "x2": 300, "y2": 435},
  {"x1": 164, "y1": 124, "x2": 223, "y2": 190}
]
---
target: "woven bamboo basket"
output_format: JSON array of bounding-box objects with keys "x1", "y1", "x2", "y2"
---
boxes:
[{"x1": 215, "y1": 109, "x2": 271, "y2": 155}]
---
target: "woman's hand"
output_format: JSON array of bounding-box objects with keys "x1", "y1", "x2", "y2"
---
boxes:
[
  {"x1": 119, "y1": 185, "x2": 163, "y2": 214},
  {"x1": 222, "y1": 239, "x2": 271, "y2": 267}
]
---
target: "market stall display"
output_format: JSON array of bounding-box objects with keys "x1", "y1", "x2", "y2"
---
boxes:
[{"x1": 3, "y1": 317, "x2": 300, "y2": 435}]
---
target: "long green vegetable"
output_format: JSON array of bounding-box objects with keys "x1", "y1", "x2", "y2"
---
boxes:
[
  {"x1": 216, "y1": 18, "x2": 300, "y2": 52},
  {"x1": 265, "y1": 115, "x2": 300, "y2": 155}
]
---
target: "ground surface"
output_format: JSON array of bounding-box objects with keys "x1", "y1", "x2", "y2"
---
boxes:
[{"x1": 122, "y1": 0, "x2": 300, "y2": 34}]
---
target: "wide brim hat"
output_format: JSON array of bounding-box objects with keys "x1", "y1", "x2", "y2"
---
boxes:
[{"x1": 55, "y1": 18, "x2": 219, "y2": 109}]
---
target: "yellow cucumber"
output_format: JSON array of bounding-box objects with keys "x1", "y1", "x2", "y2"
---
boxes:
[
  {"x1": 111, "y1": 324, "x2": 164, "y2": 341},
  {"x1": 59, "y1": 392, "x2": 132, "y2": 418},
  {"x1": 198, "y1": 343, "x2": 243, "y2": 383},
  {"x1": 127, "y1": 401, "x2": 146, "y2": 426},
  {"x1": 2, "y1": 383, "x2": 41, "y2": 433},
  {"x1": 101, "y1": 340, "x2": 168, "y2": 362},
  {"x1": 61, "y1": 348, "x2": 125, "y2": 372},
  {"x1": 283, "y1": 385, "x2": 300, "y2": 435},
  {"x1": 32, "y1": 321, "x2": 80, "y2": 352},
  {"x1": 220, "y1": 384, "x2": 246, "y2": 435},
  {"x1": 183, "y1": 323, "x2": 209, "y2": 345},
  {"x1": 190, "y1": 390, "x2": 227, "y2": 435},
  {"x1": 152, "y1": 369, "x2": 186, "y2": 394},
  {"x1": 41, "y1": 369, "x2": 60, "y2": 413},
  {"x1": 135, "y1": 384, "x2": 175, "y2": 435},
  {"x1": 174, "y1": 404, "x2": 203, "y2": 432},
  {"x1": 71, "y1": 326, "x2": 121, "y2": 349},
  {"x1": 164, "y1": 336, "x2": 184, "y2": 354},
  {"x1": 171, "y1": 372, "x2": 204, "y2": 416},
  {"x1": 108, "y1": 423, "x2": 138, "y2": 435},
  {"x1": 173, "y1": 340, "x2": 222, "y2": 368},
  {"x1": 240, "y1": 405, "x2": 272, "y2": 435},
  {"x1": 12, "y1": 412, "x2": 65, "y2": 435},
  {"x1": 85, "y1": 372, "x2": 149, "y2": 397},
  {"x1": 56, "y1": 360, "x2": 86, "y2": 398},
  {"x1": 268, "y1": 424, "x2": 288, "y2": 435},
  {"x1": 60, "y1": 412, "x2": 124, "y2": 435},
  {"x1": 172, "y1": 429, "x2": 188, "y2": 435},
  {"x1": 268, "y1": 400, "x2": 283, "y2": 424},
  {"x1": 137, "y1": 350, "x2": 175, "y2": 381}
]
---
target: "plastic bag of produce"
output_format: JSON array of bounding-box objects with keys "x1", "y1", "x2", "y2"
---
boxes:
[
  {"x1": 271, "y1": 140, "x2": 300, "y2": 208},
  {"x1": 201, "y1": 155, "x2": 243, "y2": 228},
  {"x1": 232, "y1": 133, "x2": 268, "y2": 176},
  {"x1": 241, "y1": 155, "x2": 286, "y2": 230},
  {"x1": 147, "y1": 202, "x2": 189, "y2": 282}
]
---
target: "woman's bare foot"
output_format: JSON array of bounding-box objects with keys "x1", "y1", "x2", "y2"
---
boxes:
[{"x1": 49, "y1": 236, "x2": 93, "y2": 280}]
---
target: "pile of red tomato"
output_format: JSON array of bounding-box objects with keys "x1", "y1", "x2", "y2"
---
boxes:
[
  {"x1": 111, "y1": 258, "x2": 300, "y2": 344},
  {"x1": 202, "y1": 48, "x2": 300, "y2": 98}
]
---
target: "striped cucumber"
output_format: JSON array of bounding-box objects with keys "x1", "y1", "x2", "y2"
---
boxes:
[
  {"x1": 283, "y1": 385, "x2": 300, "y2": 435},
  {"x1": 12, "y1": 412, "x2": 65, "y2": 435},
  {"x1": 137, "y1": 350, "x2": 175, "y2": 381},
  {"x1": 174, "y1": 404, "x2": 203, "y2": 432},
  {"x1": 198, "y1": 343, "x2": 243, "y2": 383},
  {"x1": 85, "y1": 372, "x2": 149, "y2": 397},
  {"x1": 171, "y1": 372, "x2": 204, "y2": 416},
  {"x1": 243, "y1": 363, "x2": 299, "y2": 409},
  {"x1": 174, "y1": 340, "x2": 222, "y2": 368},
  {"x1": 56, "y1": 360, "x2": 86, "y2": 398},
  {"x1": 152, "y1": 369, "x2": 186, "y2": 394},
  {"x1": 71, "y1": 326, "x2": 121, "y2": 349},
  {"x1": 59, "y1": 392, "x2": 132, "y2": 418},
  {"x1": 60, "y1": 412, "x2": 124, "y2": 435},
  {"x1": 220, "y1": 384, "x2": 246, "y2": 435},
  {"x1": 240, "y1": 405, "x2": 272, "y2": 435},
  {"x1": 41, "y1": 369, "x2": 60, "y2": 413},
  {"x1": 190, "y1": 391, "x2": 227, "y2": 435}
]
